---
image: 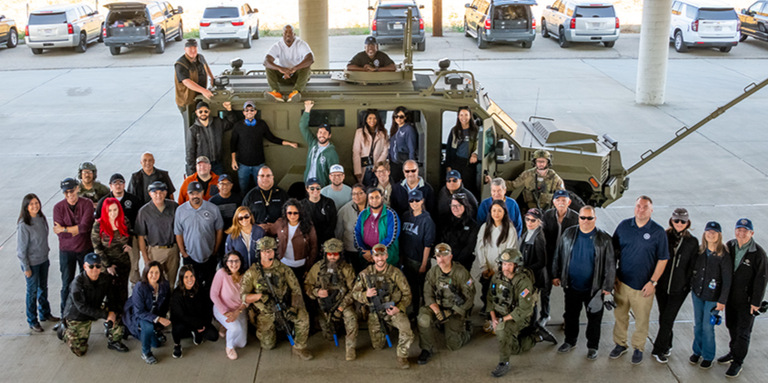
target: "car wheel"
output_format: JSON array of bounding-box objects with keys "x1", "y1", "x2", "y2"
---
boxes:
[
  {"x1": 243, "y1": 29, "x2": 252, "y2": 48},
  {"x1": 674, "y1": 30, "x2": 687, "y2": 52},
  {"x1": 558, "y1": 28, "x2": 570, "y2": 48},
  {"x1": 75, "y1": 32, "x2": 87, "y2": 53},
  {"x1": 416, "y1": 41, "x2": 425, "y2": 51},
  {"x1": 155, "y1": 32, "x2": 165, "y2": 54},
  {"x1": 541, "y1": 20, "x2": 549, "y2": 38},
  {"x1": 7, "y1": 28, "x2": 18, "y2": 48},
  {"x1": 175, "y1": 22, "x2": 184, "y2": 41},
  {"x1": 521, "y1": 40, "x2": 532, "y2": 49},
  {"x1": 254, "y1": 22, "x2": 259, "y2": 39},
  {"x1": 109, "y1": 46, "x2": 121, "y2": 55},
  {"x1": 603, "y1": 41, "x2": 615, "y2": 48},
  {"x1": 31, "y1": 48, "x2": 43, "y2": 55},
  {"x1": 477, "y1": 28, "x2": 488, "y2": 49},
  {"x1": 719, "y1": 46, "x2": 732, "y2": 53},
  {"x1": 739, "y1": 33, "x2": 748, "y2": 42},
  {"x1": 98, "y1": 23, "x2": 104, "y2": 43},
  {"x1": 464, "y1": 19, "x2": 471, "y2": 37},
  {"x1": 201, "y1": 41, "x2": 209, "y2": 50}
]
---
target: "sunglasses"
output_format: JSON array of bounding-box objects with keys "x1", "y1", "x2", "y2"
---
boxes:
[
  {"x1": 525, "y1": 217, "x2": 538, "y2": 222},
  {"x1": 244, "y1": 108, "x2": 256, "y2": 112},
  {"x1": 447, "y1": 178, "x2": 459, "y2": 183},
  {"x1": 404, "y1": 169, "x2": 417, "y2": 173},
  {"x1": 86, "y1": 264, "x2": 102, "y2": 270},
  {"x1": 672, "y1": 219, "x2": 687, "y2": 224},
  {"x1": 111, "y1": 180, "x2": 125, "y2": 185},
  {"x1": 394, "y1": 114, "x2": 406, "y2": 119},
  {"x1": 238, "y1": 215, "x2": 251, "y2": 221},
  {"x1": 197, "y1": 110, "x2": 210, "y2": 114},
  {"x1": 409, "y1": 199, "x2": 423, "y2": 203},
  {"x1": 286, "y1": 211, "x2": 300, "y2": 216},
  {"x1": 308, "y1": 186, "x2": 321, "y2": 191},
  {"x1": 579, "y1": 216, "x2": 595, "y2": 221}
]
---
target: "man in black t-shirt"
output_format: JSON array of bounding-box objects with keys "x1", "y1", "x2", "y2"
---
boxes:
[{"x1": 346, "y1": 36, "x2": 396, "y2": 72}]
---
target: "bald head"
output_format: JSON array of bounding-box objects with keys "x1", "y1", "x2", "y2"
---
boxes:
[{"x1": 141, "y1": 152, "x2": 155, "y2": 174}]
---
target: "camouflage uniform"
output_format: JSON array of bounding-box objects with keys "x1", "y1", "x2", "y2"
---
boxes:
[
  {"x1": 505, "y1": 153, "x2": 565, "y2": 209},
  {"x1": 352, "y1": 263, "x2": 414, "y2": 358},
  {"x1": 64, "y1": 318, "x2": 124, "y2": 357},
  {"x1": 240, "y1": 260, "x2": 309, "y2": 350},
  {"x1": 91, "y1": 220, "x2": 132, "y2": 309},
  {"x1": 418, "y1": 261, "x2": 475, "y2": 352},
  {"x1": 305, "y1": 239, "x2": 359, "y2": 356},
  {"x1": 487, "y1": 265, "x2": 539, "y2": 362}
]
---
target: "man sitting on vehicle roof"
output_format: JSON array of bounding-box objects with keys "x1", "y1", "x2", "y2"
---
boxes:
[
  {"x1": 347, "y1": 36, "x2": 396, "y2": 73},
  {"x1": 264, "y1": 25, "x2": 314, "y2": 103}
]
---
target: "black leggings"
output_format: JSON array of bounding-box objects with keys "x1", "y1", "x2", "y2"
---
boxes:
[{"x1": 171, "y1": 321, "x2": 219, "y2": 344}]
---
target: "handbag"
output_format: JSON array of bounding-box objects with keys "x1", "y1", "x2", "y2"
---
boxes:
[{"x1": 361, "y1": 137, "x2": 378, "y2": 187}]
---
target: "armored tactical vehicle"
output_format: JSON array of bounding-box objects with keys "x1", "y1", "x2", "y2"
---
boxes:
[{"x1": 203, "y1": 7, "x2": 767, "y2": 208}]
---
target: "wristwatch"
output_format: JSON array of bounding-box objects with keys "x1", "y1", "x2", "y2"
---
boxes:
[{"x1": 651, "y1": 280, "x2": 658, "y2": 287}]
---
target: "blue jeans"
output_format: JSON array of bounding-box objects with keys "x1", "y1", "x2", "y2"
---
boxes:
[
  {"x1": 24, "y1": 260, "x2": 52, "y2": 326},
  {"x1": 691, "y1": 293, "x2": 718, "y2": 360},
  {"x1": 59, "y1": 250, "x2": 86, "y2": 314},
  {"x1": 237, "y1": 163, "x2": 263, "y2": 193},
  {"x1": 210, "y1": 161, "x2": 224, "y2": 177},
  {"x1": 140, "y1": 320, "x2": 160, "y2": 355}
]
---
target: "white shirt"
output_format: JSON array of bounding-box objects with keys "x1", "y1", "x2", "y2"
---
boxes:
[
  {"x1": 474, "y1": 223, "x2": 519, "y2": 273},
  {"x1": 266, "y1": 38, "x2": 314, "y2": 68},
  {"x1": 281, "y1": 223, "x2": 305, "y2": 268}
]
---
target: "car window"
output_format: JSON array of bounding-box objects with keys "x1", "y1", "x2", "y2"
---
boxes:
[
  {"x1": 203, "y1": 7, "x2": 240, "y2": 18},
  {"x1": 672, "y1": 1, "x2": 683, "y2": 15},
  {"x1": 748, "y1": 2, "x2": 764, "y2": 13},
  {"x1": 574, "y1": 6, "x2": 615, "y2": 18},
  {"x1": 685, "y1": 5, "x2": 697, "y2": 19},
  {"x1": 29, "y1": 12, "x2": 68, "y2": 25},
  {"x1": 477, "y1": 0, "x2": 490, "y2": 14},
  {"x1": 697, "y1": 8, "x2": 738, "y2": 20},
  {"x1": 307, "y1": 109, "x2": 345, "y2": 128},
  {"x1": 552, "y1": 0, "x2": 562, "y2": 11},
  {"x1": 376, "y1": 6, "x2": 419, "y2": 18},
  {"x1": 84, "y1": 5, "x2": 94, "y2": 15},
  {"x1": 149, "y1": 4, "x2": 163, "y2": 20},
  {"x1": 558, "y1": 2, "x2": 566, "y2": 13},
  {"x1": 567, "y1": 6, "x2": 574, "y2": 17},
  {"x1": 760, "y1": 3, "x2": 768, "y2": 16}
]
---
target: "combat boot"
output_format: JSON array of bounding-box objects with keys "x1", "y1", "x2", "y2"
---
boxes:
[
  {"x1": 397, "y1": 357, "x2": 410, "y2": 369},
  {"x1": 293, "y1": 346, "x2": 314, "y2": 361},
  {"x1": 346, "y1": 346, "x2": 356, "y2": 361},
  {"x1": 108, "y1": 340, "x2": 129, "y2": 353},
  {"x1": 491, "y1": 362, "x2": 510, "y2": 377},
  {"x1": 537, "y1": 325, "x2": 558, "y2": 344}
]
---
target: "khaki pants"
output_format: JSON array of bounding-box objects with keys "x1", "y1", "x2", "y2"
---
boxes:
[
  {"x1": 128, "y1": 237, "x2": 141, "y2": 285},
  {"x1": 147, "y1": 245, "x2": 181, "y2": 288},
  {"x1": 266, "y1": 67, "x2": 311, "y2": 93},
  {"x1": 613, "y1": 281, "x2": 654, "y2": 352}
]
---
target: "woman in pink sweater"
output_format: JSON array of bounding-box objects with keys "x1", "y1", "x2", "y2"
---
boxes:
[{"x1": 210, "y1": 250, "x2": 247, "y2": 360}]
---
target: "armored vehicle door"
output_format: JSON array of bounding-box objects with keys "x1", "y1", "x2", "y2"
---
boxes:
[{"x1": 479, "y1": 117, "x2": 496, "y2": 199}]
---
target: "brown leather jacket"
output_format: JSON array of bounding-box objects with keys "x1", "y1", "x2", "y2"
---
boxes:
[{"x1": 264, "y1": 218, "x2": 318, "y2": 268}]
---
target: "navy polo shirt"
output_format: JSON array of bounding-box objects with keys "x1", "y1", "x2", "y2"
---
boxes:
[{"x1": 612, "y1": 218, "x2": 669, "y2": 290}]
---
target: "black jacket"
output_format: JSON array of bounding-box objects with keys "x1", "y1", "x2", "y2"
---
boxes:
[
  {"x1": 436, "y1": 185, "x2": 478, "y2": 226},
  {"x1": 552, "y1": 226, "x2": 615, "y2": 295},
  {"x1": 390, "y1": 179, "x2": 436, "y2": 218},
  {"x1": 520, "y1": 227, "x2": 547, "y2": 288},
  {"x1": 301, "y1": 195, "x2": 337, "y2": 246},
  {"x1": 170, "y1": 287, "x2": 215, "y2": 331},
  {"x1": 657, "y1": 230, "x2": 699, "y2": 295},
  {"x1": 95, "y1": 191, "x2": 144, "y2": 232},
  {"x1": 542, "y1": 207, "x2": 579, "y2": 271},
  {"x1": 185, "y1": 112, "x2": 235, "y2": 176},
  {"x1": 726, "y1": 239, "x2": 768, "y2": 307},
  {"x1": 63, "y1": 273, "x2": 119, "y2": 322},
  {"x1": 242, "y1": 186, "x2": 289, "y2": 224},
  {"x1": 127, "y1": 168, "x2": 176, "y2": 205},
  {"x1": 439, "y1": 214, "x2": 480, "y2": 272},
  {"x1": 691, "y1": 249, "x2": 732, "y2": 304}
]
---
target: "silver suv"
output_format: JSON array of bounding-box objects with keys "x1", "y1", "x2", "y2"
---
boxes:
[
  {"x1": 26, "y1": 4, "x2": 104, "y2": 54},
  {"x1": 541, "y1": 0, "x2": 620, "y2": 48},
  {"x1": 199, "y1": 2, "x2": 260, "y2": 50}
]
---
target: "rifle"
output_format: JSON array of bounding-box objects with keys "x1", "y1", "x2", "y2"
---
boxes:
[
  {"x1": 365, "y1": 274, "x2": 392, "y2": 348},
  {"x1": 259, "y1": 263, "x2": 295, "y2": 346},
  {"x1": 318, "y1": 271, "x2": 344, "y2": 347}
]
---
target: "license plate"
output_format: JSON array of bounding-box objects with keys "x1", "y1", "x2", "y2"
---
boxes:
[
  {"x1": 44, "y1": 28, "x2": 54, "y2": 34},
  {"x1": 393, "y1": 23, "x2": 403, "y2": 30},
  {"x1": 587, "y1": 22, "x2": 600, "y2": 30},
  {"x1": 714, "y1": 26, "x2": 722, "y2": 31}
]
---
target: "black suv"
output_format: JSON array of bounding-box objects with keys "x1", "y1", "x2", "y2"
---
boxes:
[
  {"x1": 103, "y1": 1, "x2": 184, "y2": 55},
  {"x1": 739, "y1": 1, "x2": 768, "y2": 43},
  {"x1": 369, "y1": 0, "x2": 426, "y2": 51},
  {"x1": 465, "y1": 0, "x2": 538, "y2": 49}
]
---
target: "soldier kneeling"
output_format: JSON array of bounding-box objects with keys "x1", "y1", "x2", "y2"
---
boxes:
[
  {"x1": 305, "y1": 238, "x2": 359, "y2": 361},
  {"x1": 417, "y1": 243, "x2": 475, "y2": 365},
  {"x1": 57, "y1": 253, "x2": 129, "y2": 356},
  {"x1": 240, "y1": 237, "x2": 313, "y2": 360},
  {"x1": 488, "y1": 248, "x2": 558, "y2": 378}
]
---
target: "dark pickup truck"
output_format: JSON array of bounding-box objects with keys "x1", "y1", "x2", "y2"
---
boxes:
[{"x1": 103, "y1": 1, "x2": 184, "y2": 55}]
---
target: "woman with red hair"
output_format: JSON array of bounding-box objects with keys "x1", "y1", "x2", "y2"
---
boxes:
[{"x1": 91, "y1": 197, "x2": 132, "y2": 308}]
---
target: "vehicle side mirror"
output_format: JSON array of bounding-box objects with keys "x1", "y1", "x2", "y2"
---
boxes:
[
  {"x1": 368, "y1": 6, "x2": 375, "y2": 11},
  {"x1": 252, "y1": 8, "x2": 259, "y2": 14},
  {"x1": 495, "y1": 139, "x2": 520, "y2": 163},
  {"x1": 419, "y1": 4, "x2": 425, "y2": 8},
  {"x1": 465, "y1": 3, "x2": 471, "y2": 8},
  {"x1": 177, "y1": 6, "x2": 184, "y2": 14},
  {"x1": 546, "y1": 5, "x2": 552, "y2": 9}
]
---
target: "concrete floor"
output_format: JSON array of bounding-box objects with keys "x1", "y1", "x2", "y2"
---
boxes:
[{"x1": 0, "y1": 33, "x2": 767, "y2": 382}]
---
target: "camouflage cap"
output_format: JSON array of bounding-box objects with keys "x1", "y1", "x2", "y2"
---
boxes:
[
  {"x1": 372, "y1": 244, "x2": 387, "y2": 255},
  {"x1": 323, "y1": 238, "x2": 344, "y2": 253},
  {"x1": 499, "y1": 248, "x2": 523, "y2": 264},
  {"x1": 256, "y1": 236, "x2": 277, "y2": 250},
  {"x1": 434, "y1": 243, "x2": 452, "y2": 257}
]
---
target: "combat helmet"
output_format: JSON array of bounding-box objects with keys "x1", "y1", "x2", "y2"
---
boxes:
[
  {"x1": 323, "y1": 238, "x2": 344, "y2": 255},
  {"x1": 531, "y1": 149, "x2": 552, "y2": 167},
  {"x1": 256, "y1": 236, "x2": 277, "y2": 251},
  {"x1": 499, "y1": 248, "x2": 525, "y2": 269},
  {"x1": 78, "y1": 161, "x2": 98, "y2": 180}
]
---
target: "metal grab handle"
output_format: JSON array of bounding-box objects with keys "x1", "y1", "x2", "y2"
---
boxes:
[
  {"x1": 639, "y1": 149, "x2": 654, "y2": 160},
  {"x1": 675, "y1": 126, "x2": 689, "y2": 137}
]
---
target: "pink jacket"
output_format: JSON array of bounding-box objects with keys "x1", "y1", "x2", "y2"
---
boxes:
[
  {"x1": 210, "y1": 268, "x2": 241, "y2": 314},
  {"x1": 352, "y1": 128, "x2": 389, "y2": 178}
]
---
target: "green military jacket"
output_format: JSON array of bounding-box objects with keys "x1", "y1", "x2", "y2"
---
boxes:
[
  {"x1": 352, "y1": 264, "x2": 412, "y2": 313},
  {"x1": 240, "y1": 260, "x2": 304, "y2": 310},
  {"x1": 486, "y1": 268, "x2": 535, "y2": 325},
  {"x1": 90, "y1": 220, "x2": 131, "y2": 268},
  {"x1": 423, "y1": 262, "x2": 476, "y2": 317},
  {"x1": 506, "y1": 168, "x2": 565, "y2": 209},
  {"x1": 304, "y1": 258, "x2": 356, "y2": 310}
]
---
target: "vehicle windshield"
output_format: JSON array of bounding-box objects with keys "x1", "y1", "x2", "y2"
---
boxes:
[
  {"x1": 203, "y1": 7, "x2": 239, "y2": 19},
  {"x1": 29, "y1": 13, "x2": 68, "y2": 25},
  {"x1": 574, "y1": 6, "x2": 615, "y2": 18},
  {"x1": 377, "y1": 7, "x2": 420, "y2": 18},
  {"x1": 698, "y1": 9, "x2": 738, "y2": 20}
]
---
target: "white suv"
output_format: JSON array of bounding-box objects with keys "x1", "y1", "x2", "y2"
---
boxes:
[
  {"x1": 541, "y1": 0, "x2": 620, "y2": 48},
  {"x1": 199, "y1": 2, "x2": 259, "y2": 49},
  {"x1": 670, "y1": 0, "x2": 740, "y2": 52},
  {"x1": 26, "y1": 3, "x2": 104, "y2": 54}
]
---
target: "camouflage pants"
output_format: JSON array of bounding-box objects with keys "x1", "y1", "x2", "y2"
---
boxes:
[
  {"x1": 64, "y1": 319, "x2": 124, "y2": 357},
  {"x1": 319, "y1": 305, "x2": 358, "y2": 350},
  {"x1": 255, "y1": 306, "x2": 310, "y2": 350},
  {"x1": 495, "y1": 319, "x2": 536, "y2": 363},
  {"x1": 368, "y1": 310, "x2": 413, "y2": 358},
  {"x1": 417, "y1": 306, "x2": 470, "y2": 352}
]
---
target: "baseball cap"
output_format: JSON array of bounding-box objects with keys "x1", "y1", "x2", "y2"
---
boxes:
[
  {"x1": 365, "y1": 36, "x2": 377, "y2": 45},
  {"x1": 306, "y1": 177, "x2": 321, "y2": 187},
  {"x1": 553, "y1": 190, "x2": 569, "y2": 200},
  {"x1": 705, "y1": 221, "x2": 722, "y2": 233},
  {"x1": 84, "y1": 253, "x2": 101, "y2": 265},
  {"x1": 735, "y1": 218, "x2": 754, "y2": 231},
  {"x1": 671, "y1": 208, "x2": 689, "y2": 222},
  {"x1": 148, "y1": 181, "x2": 167, "y2": 192},
  {"x1": 184, "y1": 38, "x2": 198, "y2": 48},
  {"x1": 525, "y1": 208, "x2": 543, "y2": 221},
  {"x1": 408, "y1": 189, "x2": 423, "y2": 202},
  {"x1": 446, "y1": 170, "x2": 461, "y2": 180},
  {"x1": 109, "y1": 173, "x2": 125, "y2": 184},
  {"x1": 243, "y1": 100, "x2": 256, "y2": 110},
  {"x1": 196, "y1": 156, "x2": 210, "y2": 164},
  {"x1": 196, "y1": 101, "x2": 209, "y2": 111},
  {"x1": 318, "y1": 123, "x2": 332, "y2": 134},
  {"x1": 60, "y1": 177, "x2": 78, "y2": 192},
  {"x1": 187, "y1": 181, "x2": 203, "y2": 193},
  {"x1": 372, "y1": 244, "x2": 387, "y2": 255},
  {"x1": 218, "y1": 174, "x2": 233, "y2": 183},
  {"x1": 330, "y1": 164, "x2": 344, "y2": 174},
  {"x1": 435, "y1": 243, "x2": 452, "y2": 257}
]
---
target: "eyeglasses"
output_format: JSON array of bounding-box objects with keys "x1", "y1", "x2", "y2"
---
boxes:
[
  {"x1": 394, "y1": 114, "x2": 406, "y2": 119},
  {"x1": 409, "y1": 199, "x2": 422, "y2": 203},
  {"x1": 86, "y1": 264, "x2": 102, "y2": 269},
  {"x1": 286, "y1": 211, "x2": 300, "y2": 216},
  {"x1": 226, "y1": 259, "x2": 240, "y2": 264},
  {"x1": 352, "y1": 191, "x2": 366, "y2": 196},
  {"x1": 238, "y1": 215, "x2": 251, "y2": 221},
  {"x1": 374, "y1": 169, "x2": 387, "y2": 174},
  {"x1": 672, "y1": 219, "x2": 687, "y2": 224},
  {"x1": 404, "y1": 169, "x2": 417, "y2": 173},
  {"x1": 579, "y1": 216, "x2": 595, "y2": 221},
  {"x1": 450, "y1": 204, "x2": 463, "y2": 209},
  {"x1": 308, "y1": 186, "x2": 321, "y2": 191},
  {"x1": 447, "y1": 178, "x2": 459, "y2": 183}
]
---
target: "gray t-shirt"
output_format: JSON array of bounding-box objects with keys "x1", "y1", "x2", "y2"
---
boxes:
[
  {"x1": 135, "y1": 199, "x2": 178, "y2": 247},
  {"x1": 321, "y1": 184, "x2": 352, "y2": 212},
  {"x1": 174, "y1": 200, "x2": 223, "y2": 263}
]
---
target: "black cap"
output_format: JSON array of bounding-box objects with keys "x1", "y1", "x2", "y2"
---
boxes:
[
  {"x1": 148, "y1": 181, "x2": 167, "y2": 192},
  {"x1": 109, "y1": 173, "x2": 125, "y2": 184},
  {"x1": 446, "y1": 169, "x2": 461, "y2": 180},
  {"x1": 318, "y1": 123, "x2": 331, "y2": 133},
  {"x1": 306, "y1": 177, "x2": 320, "y2": 187},
  {"x1": 365, "y1": 36, "x2": 377, "y2": 45},
  {"x1": 525, "y1": 208, "x2": 543, "y2": 221},
  {"x1": 60, "y1": 177, "x2": 78, "y2": 192},
  {"x1": 187, "y1": 181, "x2": 203, "y2": 193},
  {"x1": 185, "y1": 38, "x2": 198, "y2": 48},
  {"x1": 218, "y1": 174, "x2": 233, "y2": 183},
  {"x1": 196, "y1": 101, "x2": 210, "y2": 110},
  {"x1": 408, "y1": 189, "x2": 423, "y2": 201},
  {"x1": 705, "y1": 221, "x2": 722, "y2": 233},
  {"x1": 84, "y1": 253, "x2": 101, "y2": 265}
]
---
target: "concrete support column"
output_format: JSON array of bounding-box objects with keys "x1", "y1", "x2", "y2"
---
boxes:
[
  {"x1": 635, "y1": 0, "x2": 673, "y2": 105},
  {"x1": 433, "y1": 0, "x2": 443, "y2": 37},
  {"x1": 299, "y1": 0, "x2": 329, "y2": 68}
]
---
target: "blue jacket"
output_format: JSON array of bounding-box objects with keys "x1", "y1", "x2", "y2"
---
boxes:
[
  {"x1": 123, "y1": 281, "x2": 171, "y2": 338},
  {"x1": 389, "y1": 123, "x2": 417, "y2": 163},
  {"x1": 477, "y1": 197, "x2": 523, "y2": 236},
  {"x1": 224, "y1": 226, "x2": 266, "y2": 270}
]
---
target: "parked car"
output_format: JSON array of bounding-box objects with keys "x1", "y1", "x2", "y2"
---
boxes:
[
  {"x1": 0, "y1": 14, "x2": 19, "y2": 49},
  {"x1": 670, "y1": 0, "x2": 740, "y2": 52},
  {"x1": 199, "y1": 2, "x2": 259, "y2": 50},
  {"x1": 541, "y1": 0, "x2": 619, "y2": 48},
  {"x1": 464, "y1": 0, "x2": 537, "y2": 49},
  {"x1": 25, "y1": 4, "x2": 104, "y2": 54},
  {"x1": 738, "y1": 1, "x2": 768, "y2": 43},
  {"x1": 103, "y1": 1, "x2": 183, "y2": 55},
  {"x1": 368, "y1": 0, "x2": 426, "y2": 51}
]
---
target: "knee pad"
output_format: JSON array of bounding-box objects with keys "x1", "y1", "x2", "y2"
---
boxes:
[{"x1": 417, "y1": 313, "x2": 432, "y2": 329}]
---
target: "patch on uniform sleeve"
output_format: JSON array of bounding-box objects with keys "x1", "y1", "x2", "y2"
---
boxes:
[
  {"x1": 520, "y1": 288, "x2": 529, "y2": 298},
  {"x1": 467, "y1": 278, "x2": 473, "y2": 286}
]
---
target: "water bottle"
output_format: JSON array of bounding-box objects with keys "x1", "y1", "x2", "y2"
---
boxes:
[{"x1": 708, "y1": 279, "x2": 716, "y2": 290}]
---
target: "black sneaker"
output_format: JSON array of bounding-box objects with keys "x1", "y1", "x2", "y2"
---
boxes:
[
  {"x1": 173, "y1": 344, "x2": 182, "y2": 359},
  {"x1": 56, "y1": 323, "x2": 66, "y2": 341},
  {"x1": 417, "y1": 349, "x2": 432, "y2": 365},
  {"x1": 491, "y1": 362, "x2": 510, "y2": 378},
  {"x1": 700, "y1": 360, "x2": 713, "y2": 369},
  {"x1": 653, "y1": 353, "x2": 669, "y2": 364},
  {"x1": 609, "y1": 345, "x2": 628, "y2": 359},
  {"x1": 142, "y1": 352, "x2": 158, "y2": 365},
  {"x1": 107, "y1": 341, "x2": 129, "y2": 353},
  {"x1": 156, "y1": 331, "x2": 167, "y2": 346},
  {"x1": 587, "y1": 348, "x2": 598, "y2": 361},
  {"x1": 192, "y1": 331, "x2": 202, "y2": 345},
  {"x1": 725, "y1": 363, "x2": 742, "y2": 378},
  {"x1": 689, "y1": 354, "x2": 701, "y2": 365},
  {"x1": 718, "y1": 352, "x2": 734, "y2": 364},
  {"x1": 631, "y1": 349, "x2": 643, "y2": 365},
  {"x1": 537, "y1": 326, "x2": 558, "y2": 344},
  {"x1": 557, "y1": 343, "x2": 575, "y2": 353}
]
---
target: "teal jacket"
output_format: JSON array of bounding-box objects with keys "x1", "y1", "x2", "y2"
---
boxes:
[
  {"x1": 300, "y1": 112, "x2": 340, "y2": 187},
  {"x1": 354, "y1": 204, "x2": 400, "y2": 266}
]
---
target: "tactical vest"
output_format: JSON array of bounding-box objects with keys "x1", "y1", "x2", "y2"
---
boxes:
[
  {"x1": 365, "y1": 270, "x2": 401, "y2": 304},
  {"x1": 490, "y1": 269, "x2": 536, "y2": 316},
  {"x1": 260, "y1": 266, "x2": 288, "y2": 304},
  {"x1": 435, "y1": 273, "x2": 464, "y2": 309},
  {"x1": 316, "y1": 261, "x2": 347, "y2": 305}
]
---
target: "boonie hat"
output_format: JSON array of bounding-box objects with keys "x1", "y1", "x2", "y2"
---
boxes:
[
  {"x1": 671, "y1": 208, "x2": 689, "y2": 222},
  {"x1": 187, "y1": 181, "x2": 203, "y2": 193},
  {"x1": 553, "y1": 190, "x2": 569, "y2": 200},
  {"x1": 196, "y1": 156, "x2": 210, "y2": 164},
  {"x1": 735, "y1": 218, "x2": 754, "y2": 231},
  {"x1": 323, "y1": 238, "x2": 344, "y2": 253},
  {"x1": 435, "y1": 243, "x2": 452, "y2": 257},
  {"x1": 60, "y1": 177, "x2": 78, "y2": 192},
  {"x1": 148, "y1": 181, "x2": 167, "y2": 192},
  {"x1": 330, "y1": 164, "x2": 344, "y2": 174},
  {"x1": 84, "y1": 253, "x2": 101, "y2": 265},
  {"x1": 705, "y1": 221, "x2": 722, "y2": 233},
  {"x1": 446, "y1": 170, "x2": 461, "y2": 180},
  {"x1": 372, "y1": 244, "x2": 387, "y2": 255},
  {"x1": 365, "y1": 36, "x2": 377, "y2": 45},
  {"x1": 109, "y1": 173, "x2": 125, "y2": 184}
]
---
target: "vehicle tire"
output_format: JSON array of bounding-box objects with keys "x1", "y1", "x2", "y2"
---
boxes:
[
  {"x1": 109, "y1": 46, "x2": 121, "y2": 55},
  {"x1": 521, "y1": 40, "x2": 532, "y2": 49},
  {"x1": 175, "y1": 22, "x2": 184, "y2": 41},
  {"x1": 541, "y1": 20, "x2": 549, "y2": 38},
  {"x1": 31, "y1": 48, "x2": 43, "y2": 55},
  {"x1": 464, "y1": 19, "x2": 471, "y2": 37},
  {"x1": 75, "y1": 32, "x2": 87, "y2": 53},
  {"x1": 254, "y1": 22, "x2": 259, "y2": 39},
  {"x1": 243, "y1": 29, "x2": 252, "y2": 48},
  {"x1": 155, "y1": 32, "x2": 165, "y2": 54},
  {"x1": 674, "y1": 30, "x2": 687, "y2": 52},
  {"x1": 477, "y1": 28, "x2": 488, "y2": 49},
  {"x1": 739, "y1": 33, "x2": 748, "y2": 42},
  {"x1": 98, "y1": 23, "x2": 104, "y2": 43},
  {"x1": 416, "y1": 41, "x2": 425, "y2": 51},
  {"x1": 603, "y1": 41, "x2": 615, "y2": 48},
  {"x1": 201, "y1": 41, "x2": 209, "y2": 50},
  {"x1": 558, "y1": 28, "x2": 570, "y2": 48},
  {"x1": 7, "y1": 28, "x2": 18, "y2": 48},
  {"x1": 719, "y1": 46, "x2": 732, "y2": 53}
]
